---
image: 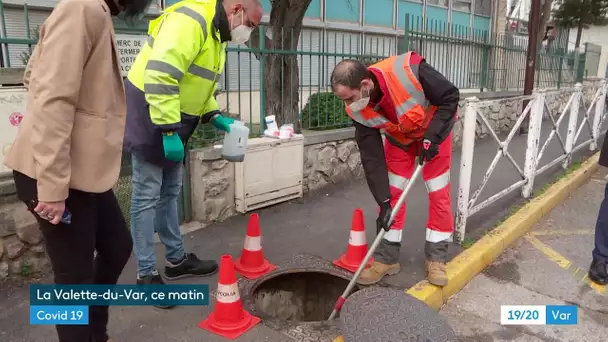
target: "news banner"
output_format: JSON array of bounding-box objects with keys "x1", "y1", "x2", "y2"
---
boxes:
[
  {"x1": 500, "y1": 305, "x2": 578, "y2": 326},
  {"x1": 29, "y1": 284, "x2": 578, "y2": 327},
  {"x1": 29, "y1": 285, "x2": 209, "y2": 325}
]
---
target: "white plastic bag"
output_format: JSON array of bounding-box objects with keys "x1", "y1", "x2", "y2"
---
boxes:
[
  {"x1": 264, "y1": 128, "x2": 280, "y2": 139},
  {"x1": 279, "y1": 124, "x2": 294, "y2": 139}
]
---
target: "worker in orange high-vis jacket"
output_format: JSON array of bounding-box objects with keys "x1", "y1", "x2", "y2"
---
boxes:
[{"x1": 331, "y1": 52, "x2": 459, "y2": 286}]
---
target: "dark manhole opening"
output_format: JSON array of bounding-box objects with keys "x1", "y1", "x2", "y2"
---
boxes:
[{"x1": 252, "y1": 270, "x2": 360, "y2": 322}]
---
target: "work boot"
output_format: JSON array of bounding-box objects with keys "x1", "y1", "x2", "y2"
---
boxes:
[
  {"x1": 588, "y1": 259, "x2": 608, "y2": 285},
  {"x1": 164, "y1": 253, "x2": 218, "y2": 280},
  {"x1": 137, "y1": 271, "x2": 174, "y2": 309},
  {"x1": 357, "y1": 261, "x2": 400, "y2": 285},
  {"x1": 425, "y1": 260, "x2": 448, "y2": 287}
]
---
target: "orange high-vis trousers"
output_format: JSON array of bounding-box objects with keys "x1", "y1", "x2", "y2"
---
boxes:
[{"x1": 374, "y1": 133, "x2": 454, "y2": 264}]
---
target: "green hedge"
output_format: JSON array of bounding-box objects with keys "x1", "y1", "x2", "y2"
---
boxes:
[
  {"x1": 301, "y1": 57, "x2": 380, "y2": 130},
  {"x1": 301, "y1": 92, "x2": 352, "y2": 130}
]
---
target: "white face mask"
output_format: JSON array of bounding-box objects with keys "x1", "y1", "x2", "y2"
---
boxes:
[
  {"x1": 231, "y1": 11, "x2": 252, "y2": 44},
  {"x1": 349, "y1": 88, "x2": 370, "y2": 112}
]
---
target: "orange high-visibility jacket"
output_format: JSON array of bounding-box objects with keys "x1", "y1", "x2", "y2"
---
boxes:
[{"x1": 345, "y1": 51, "x2": 437, "y2": 146}]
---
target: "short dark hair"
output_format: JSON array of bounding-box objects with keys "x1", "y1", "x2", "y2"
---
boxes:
[{"x1": 330, "y1": 59, "x2": 369, "y2": 92}]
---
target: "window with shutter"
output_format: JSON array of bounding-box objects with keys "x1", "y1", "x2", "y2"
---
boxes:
[{"x1": 4, "y1": 7, "x2": 49, "y2": 67}]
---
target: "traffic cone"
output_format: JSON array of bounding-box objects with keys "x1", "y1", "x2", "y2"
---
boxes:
[
  {"x1": 333, "y1": 209, "x2": 374, "y2": 273},
  {"x1": 199, "y1": 255, "x2": 261, "y2": 340},
  {"x1": 234, "y1": 213, "x2": 277, "y2": 279}
]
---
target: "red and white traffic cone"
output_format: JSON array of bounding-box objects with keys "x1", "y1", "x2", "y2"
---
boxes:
[
  {"x1": 199, "y1": 255, "x2": 261, "y2": 340},
  {"x1": 333, "y1": 208, "x2": 373, "y2": 273},
  {"x1": 234, "y1": 213, "x2": 277, "y2": 279}
]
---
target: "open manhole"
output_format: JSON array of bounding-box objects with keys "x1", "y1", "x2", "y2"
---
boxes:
[
  {"x1": 237, "y1": 254, "x2": 365, "y2": 341},
  {"x1": 251, "y1": 270, "x2": 360, "y2": 322}
]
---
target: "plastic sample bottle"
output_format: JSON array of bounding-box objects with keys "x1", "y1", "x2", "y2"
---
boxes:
[{"x1": 221, "y1": 121, "x2": 249, "y2": 162}]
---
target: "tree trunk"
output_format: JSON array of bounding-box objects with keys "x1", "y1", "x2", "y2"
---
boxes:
[
  {"x1": 533, "y1": 0, "x2": 553, "y2": 86},
  {"x1": 573, "y1": 22, "x2": 584, "y2": 82},
  {"x1": 575, "y1": 22, "x2": 584, "y2": 49},
  {"x1": 536, "y1": 0, "x2": 553, "y2": 47},
  {"x1": 246, "y1": 0, "x2": 312, "y2": 133}
]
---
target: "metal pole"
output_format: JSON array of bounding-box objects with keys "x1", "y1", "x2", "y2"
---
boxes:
[
  {"x1": 455, "y1": 98, "x2": 479, "y2": 243},
  {"x1": 328, "y1": 163, "x2": 424, "y2": 321},
  {"x1": 520, "y1": 0, "x2": 542, "y2": 135}
]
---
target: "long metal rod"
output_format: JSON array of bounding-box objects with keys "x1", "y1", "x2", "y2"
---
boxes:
[{"x1": 327, "y1": 163, "x2": 424, "y2": 321}]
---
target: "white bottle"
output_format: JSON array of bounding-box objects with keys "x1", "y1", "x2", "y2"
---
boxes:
[
  {"x1": 265, "y1": 115, "x2": 279, "y2": 132},
  {"x1": 221, "y1": 121, "x2": 249, "y2": 162}
]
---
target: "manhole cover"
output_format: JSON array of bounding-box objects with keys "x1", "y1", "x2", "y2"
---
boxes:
[{"x1": 339, "y1": 287, "x2": 458, "y2": 342}]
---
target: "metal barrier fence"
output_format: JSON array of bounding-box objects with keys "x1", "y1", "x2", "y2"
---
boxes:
[
  {"x1": 404, "y1": 17, "x2": 583, "y2": 93},
  {"x1": 455, "y1": 80, "x2": 608, "y2": 242}
]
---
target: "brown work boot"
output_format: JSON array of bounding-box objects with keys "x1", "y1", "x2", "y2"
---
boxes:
[
  {"x1": 357, "y1": 261, "x2": 400, "y2": 285},
  {"x1": 425, "y1": 260, "x2": 448, "y2": 286}
]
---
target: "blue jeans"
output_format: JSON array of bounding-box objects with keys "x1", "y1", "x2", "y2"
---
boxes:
[
  {"x1": 130, "y1": 153, "x2": 185, "y2": 277},
  {"x1": 594, "y1": 183, "x2": 608, "y2": 263}
]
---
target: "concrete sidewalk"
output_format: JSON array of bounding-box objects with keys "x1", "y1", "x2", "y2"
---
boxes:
[
  {"x1": 441, "y1": 167, "x2": 608, "y2": 342},
  {"x1": 0, "y1": 121, "x2": 603, "y2": 341}
]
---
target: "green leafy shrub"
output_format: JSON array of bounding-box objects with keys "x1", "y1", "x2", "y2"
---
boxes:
[
  {"x1": 300, "y1": 57, "x2": 380, "y2": 130},
  {"x1": 301, "y1": 92, "x2": 352, "y2": 130},
  {"x1": 19, "y1": 26, "x2": 41, "y2": 66},
  {"x1": 361, "y1": 56, "x2": 382, "y2": 67}
]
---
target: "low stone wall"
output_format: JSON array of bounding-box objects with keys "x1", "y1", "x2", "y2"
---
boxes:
[
  {"x1": 303, "y1": 129, "x2": 364, "y2": 193},
  {"x1": 0, "y1": 182, "x2": 50, "y2": 280},
  {"x1": 188, "y1": 148, "x2": 236, "y2": 223}
]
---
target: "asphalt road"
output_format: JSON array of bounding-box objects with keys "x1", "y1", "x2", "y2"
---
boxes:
[{"x1": 441, "y1": 168, "x2": 608, "y2": 342}]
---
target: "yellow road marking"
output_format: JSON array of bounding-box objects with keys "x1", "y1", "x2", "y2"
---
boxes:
[
  {"x1": 525, "y1": 235, "x2": 572, "y2": 269},
  {"x1": 530, "y1": 229, "x2": 594, "y2": 237},
  {"x1": 525, "y1": 235, "x2": 606, "y2": 295}
]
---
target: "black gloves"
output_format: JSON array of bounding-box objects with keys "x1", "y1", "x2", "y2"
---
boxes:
[
  {"x1": 418, "y1": 138, "x2": 439, "y2": 165},
  {"x1": 376, "y1": 199, "x2": 394, "y2": 234}
]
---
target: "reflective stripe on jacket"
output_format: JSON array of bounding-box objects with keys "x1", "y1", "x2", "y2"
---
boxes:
[
  {"x1": 127, "y1": 0, "x2": 226, "y2": 132},
  {"x1": 345, "y1": 51, "x2": 438, "y2": 146}
]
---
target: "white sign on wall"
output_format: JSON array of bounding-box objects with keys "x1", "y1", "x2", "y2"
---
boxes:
[
  {"x1": 0, "y1": 87, "x2": 27, "y2": 175},
  {"x1": 115, "y1": 34, "x2": 148, "y2": 77}
]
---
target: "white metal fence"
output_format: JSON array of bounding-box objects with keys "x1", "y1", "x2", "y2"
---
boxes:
[{"x1": 455, "y1": 80, "x2": 608, "y2": 242}]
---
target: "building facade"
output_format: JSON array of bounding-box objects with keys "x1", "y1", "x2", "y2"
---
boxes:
[
  {"x1": 567, "y1": 26, "x2": 608, "y2": 78},
  {"x1": 0, "y1": 0, "x2": 504, "y2": 124}
]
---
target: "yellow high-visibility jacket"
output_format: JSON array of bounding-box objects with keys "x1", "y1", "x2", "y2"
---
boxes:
[{"x1": 127, "y1": 0, "x2": 227, "y2": 132}]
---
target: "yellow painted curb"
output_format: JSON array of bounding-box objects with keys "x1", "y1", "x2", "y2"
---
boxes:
[{"x1": 406, "y1": 153, "x2": 601, "y2": 310}]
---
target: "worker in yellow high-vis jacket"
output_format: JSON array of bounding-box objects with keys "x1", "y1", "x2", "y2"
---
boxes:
[{"x1": 123, "y1": 0, "x2": 263, "y2": 308}]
